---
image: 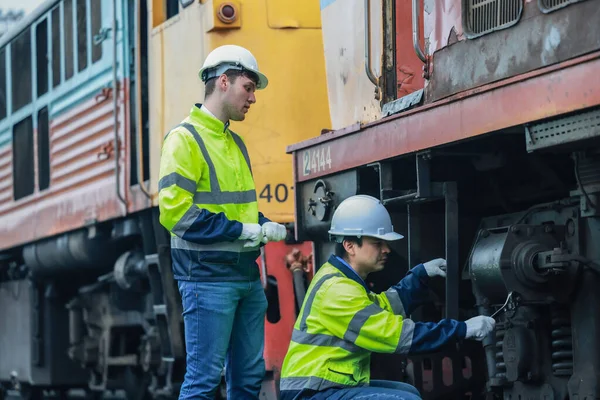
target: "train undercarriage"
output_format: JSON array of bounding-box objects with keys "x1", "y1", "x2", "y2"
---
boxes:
[{"x1": 296, "y1": 105, "x2": 600, "y2": 399}]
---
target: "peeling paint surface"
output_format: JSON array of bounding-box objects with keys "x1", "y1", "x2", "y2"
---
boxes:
[
  {"x1": 320, "y1": 0, "x2": 383, "y2": 129},
  {"x1": 424, "y1": 0, "x2": 464, "y2": 56}
]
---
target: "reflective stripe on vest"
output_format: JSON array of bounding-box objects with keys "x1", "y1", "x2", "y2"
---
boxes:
[
  {"x1": 170, "y1": 235, "x2": 257, "y2": 253},
  {"x1": 158, "y1": 123, "x2": 257, "y2": 205},
  {"x1": 384, "y1": 287, "x2": 406, "y2": 316},
  {"x1": 280, "y1": 376, "x2": 354, "y2": 392},
  {"x1": 289, "y1": 271, "x2": 416, "y2": 356}
]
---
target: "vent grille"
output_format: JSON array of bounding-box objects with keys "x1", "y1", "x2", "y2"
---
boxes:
[
  {"x1": 526, "y1": 108, "x2": 600, "y2": 151},
  {"x1": 539, "y1": 0, "x2": 586, "y2": 13},
  {"x1": 466, "y1": 0, "x2": 523, "y2": 36}
]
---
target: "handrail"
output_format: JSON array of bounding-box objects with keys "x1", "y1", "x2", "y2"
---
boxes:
[
  {"x1": 412, "y1": 0, "x2": 427, "y2": 62},
  {"x1": 364, "y1": 0, "x2": 379, "y2": 86},
  {"x1": 113, "y1": 0, "x2": 127, "y2": 209}
]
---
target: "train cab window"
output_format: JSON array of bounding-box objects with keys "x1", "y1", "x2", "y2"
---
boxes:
[
  {"x1": 167, "y1": 0, "x2": 179, "y2": 19},
  {"x1": 64, "y1": 0, "x2": 75, "y2": 80},
  {"x1": 77, "y1": 0, "x2": 88, "y2": 72},
  {"x1": 36, "y1": 19, "x2": 49, "y2": 97},
  {"x1": 0, "y1": 49, "x2": 6, "y2": 121},
  {"x1": 91, "y1": 0, "x2": 102, "y2": 63},
  {"x1": 152, "y1": 0, "x2": 179, "y2": 27},
  {"x1": 12, "y1": 116, "x2": 35, "y2": 201},
  {"x1": 52, "y1": 6, "x2": 61, "y2": 88},
  {"x1": 11, "y1": 28, "x2": 32, "y2": 112}
]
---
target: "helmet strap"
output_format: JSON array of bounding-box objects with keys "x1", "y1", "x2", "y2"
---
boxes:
[{"x1": 201, "y1": 63, "x2": 245, "y2": 82}]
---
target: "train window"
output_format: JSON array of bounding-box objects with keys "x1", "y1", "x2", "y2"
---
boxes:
[
  {"x1": 166, "y1": 0, "x2": 179, "y2": 19},
  {"x1": 77, "y1": 0, "x2": 88, "y2": 72},
  {"x1": 539, "y1": 0, "x2": 586, "y2": 13},
  {"x1": 152, "y1": 0, "x2": 179, "y2": 27},
  {"x1": 464, "y1": 0, "x2": 523, "y2": 37},
  {"x1": 12, "y1": 116, "x2": 35, "y2": 201},
  {"x1": 11, "y1": 28, "x2": 32, "y2": 112},
  {"x1": 36, "y1": 19, "x2": 49, "y2": 97},
  {"x1": 91, "y1": 0, "x2": 102, "y2": 63},
  {"x1": 37, "y1": 108, "x2": 50, "y2": 191},
  {"x1": 52, "y1": 6, "x2": 61, "y2": 88},
  {"x1": 64, "y1": 0, "x2": 75, "y2": 80},
  {"x1": 0, "y1": 49, "x2": 6, "y2": 121}
]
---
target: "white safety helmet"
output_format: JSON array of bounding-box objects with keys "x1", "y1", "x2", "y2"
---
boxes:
[
  {"x1": 198, "y1": 44, "x2": 268, "y2": 90},
  {"x1": 328, "y1": 195, "x2": 404, "y2": 242}
]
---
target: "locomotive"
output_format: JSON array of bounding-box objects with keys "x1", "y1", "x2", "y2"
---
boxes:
[
  {"x1": 287, "y1": 0, "x2": 600, "y2": 399},
  {"x1": 1, "y1": 0, "x2": 600, "y2": 399}
]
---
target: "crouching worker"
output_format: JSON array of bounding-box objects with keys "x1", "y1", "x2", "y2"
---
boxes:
[{"x1": 279, "y1": 195, "x2": 495, "y2": 400}]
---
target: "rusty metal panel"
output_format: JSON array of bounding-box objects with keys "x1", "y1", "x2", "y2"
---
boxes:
[
  {"x1": 289, "y1": 52, "x2": 600, "y2": 183},
  {"x1": 427, "y1": 0, "x2": 600, "y2": 102}
]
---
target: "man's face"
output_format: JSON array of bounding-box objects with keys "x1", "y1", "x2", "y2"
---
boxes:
[
  {"x1": 223, "y1": 74, "x2": 257, "y2": 121},
  {"x1": 349, "y1": 237, "x2": 391, "y2": 274}
]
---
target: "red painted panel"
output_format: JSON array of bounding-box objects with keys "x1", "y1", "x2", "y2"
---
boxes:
[
  {"x1": 396, "y1": 0, "x2": 425, "y2": 97},
  {"x1": 291, "y1": 52, "x2": 600, "y2": 183},
  {"x1": 261, "y1": 240, "x2": 314, "y2": 376}
]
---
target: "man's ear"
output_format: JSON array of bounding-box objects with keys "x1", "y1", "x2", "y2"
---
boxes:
[
  {"x1": 217, "y1": 74, "x2": 228, "y2": 91},
  {"x1": 343, "y1": 240, "x2": 355, "y2": 256}
]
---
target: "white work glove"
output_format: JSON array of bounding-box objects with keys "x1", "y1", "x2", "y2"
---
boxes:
[
  {"x1": 423, "y1": 258, "x2": 447, "y2": 278},
  {"x1": 261, "y1": 222, "x2": 287, "y2": 244},
  {"x1": 239, "y1": 223, "x2": 263, "y2": 248},
  {"x1": 465, "y1": 316, "x2": 496, "y2": 341}
]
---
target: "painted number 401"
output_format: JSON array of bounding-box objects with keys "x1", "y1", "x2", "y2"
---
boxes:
[{"x1": 303, "y1": 146, "x2": 332, "y2": 176}]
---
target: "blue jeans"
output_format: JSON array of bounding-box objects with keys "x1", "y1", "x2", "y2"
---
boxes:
[
  {"x1": 177, "y1": 279, "x2": 268, "y2": 399},
  {"x1": 316, "y1": 380, "x2": 421, "y2": 400}
]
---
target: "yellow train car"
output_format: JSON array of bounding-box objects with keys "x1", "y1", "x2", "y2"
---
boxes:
[{"x1": 144, "y1": 0, "x2": 331, "y2": 222}]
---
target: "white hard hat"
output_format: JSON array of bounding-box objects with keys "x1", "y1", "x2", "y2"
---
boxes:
[
  {"x1": 328, "y1": 195, "x2": 404, "y2": 242},
  {"x1": 198, "y1": 44, "x2": 268, "y2": 90}
]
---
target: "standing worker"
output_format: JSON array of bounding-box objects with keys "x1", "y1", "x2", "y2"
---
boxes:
[
  {"x1": 279, "y1": 195, "x2": 496, "y2": 400},
  {"x1": 158, "y1": 45, "x2": 288, "y2": 400}
]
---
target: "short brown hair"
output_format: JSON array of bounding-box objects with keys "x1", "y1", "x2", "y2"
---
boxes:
[
  {"x1": 205, "y1": 69, "x2": 259, "y2": 97},
  {"x1": 334, "y1": 237, "x2": 363, "y2": 259}
]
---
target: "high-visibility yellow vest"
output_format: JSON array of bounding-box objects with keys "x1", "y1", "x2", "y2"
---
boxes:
[
  {"x1": 280, "y1": 256, "x2": 414, "y2": 392},
  {"x1": 280, "y1": 255, "x2": 466, "y2": 396},
  {"x1": 158, "y1": 104, "x2": 265, "y2": 281}
]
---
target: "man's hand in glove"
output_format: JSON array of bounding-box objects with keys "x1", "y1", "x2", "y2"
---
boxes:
[
  {"x1": 465, "y1": 316, "x2": 496, "y2": 341},
  {"x1": 261, "y1": 222, "x2": 287, "y2": 244},
  {"x1": 239, "y1": 223, "x2": 263, "y2": 248},
  {"x1": 423, "y1": 258, "x2": 447, "y2": 278}
]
